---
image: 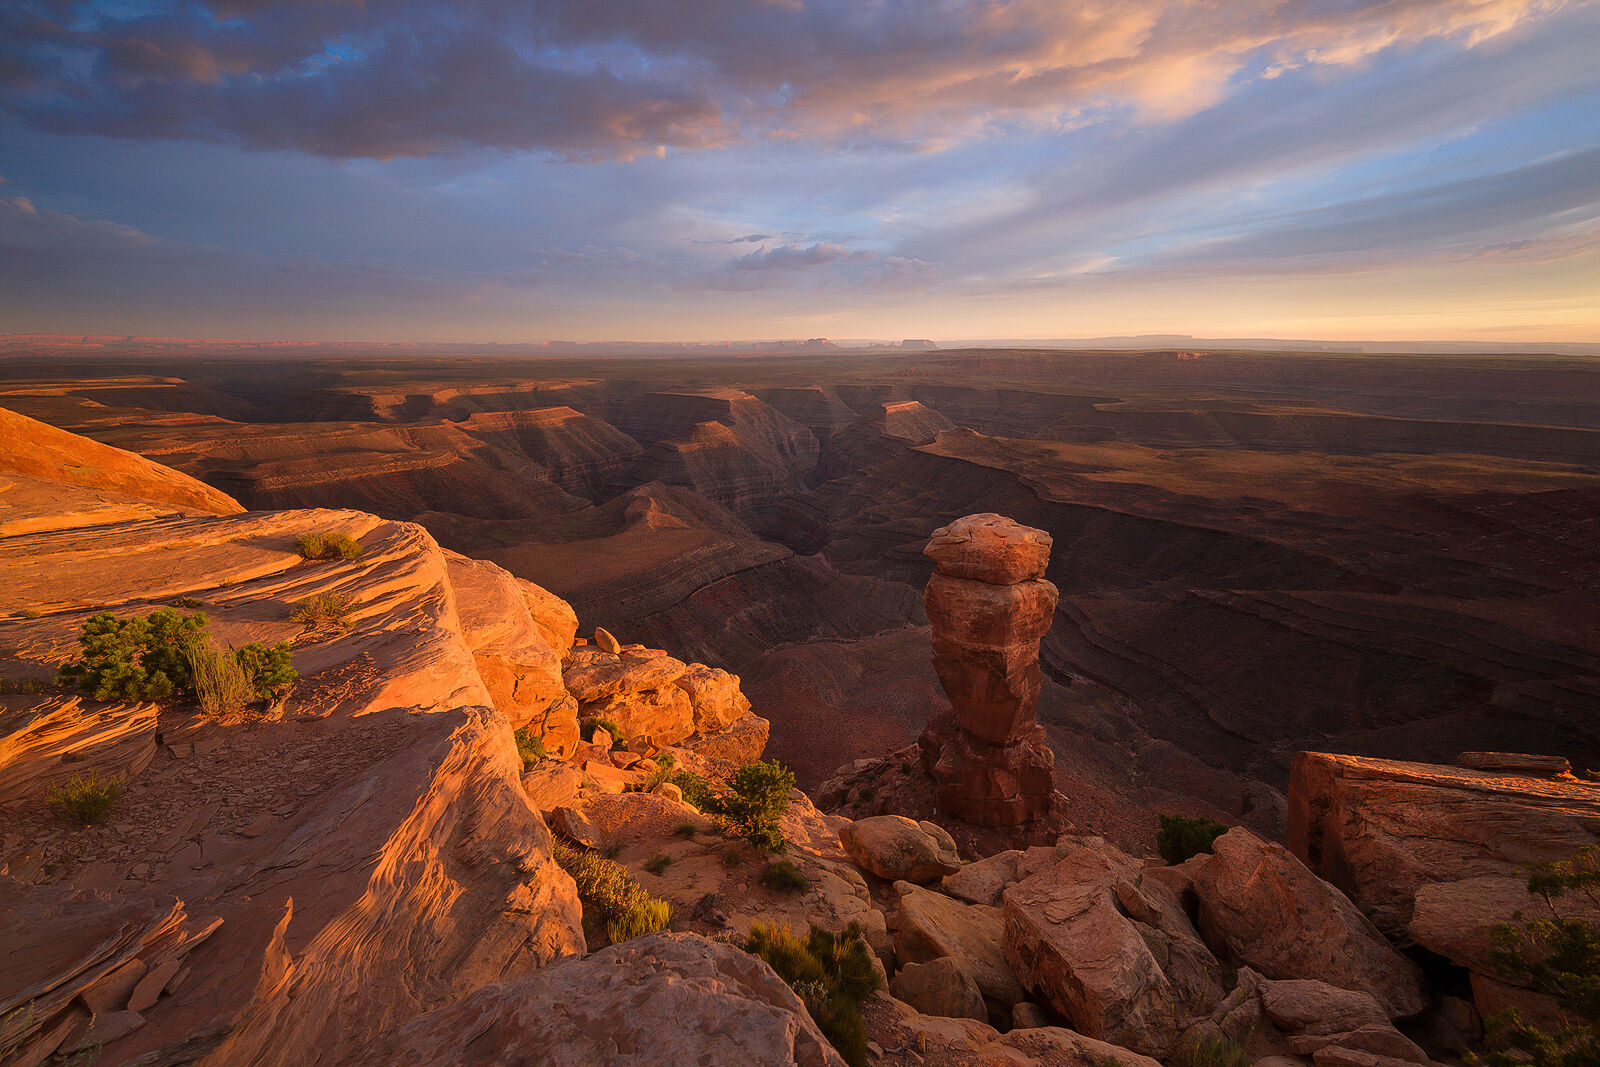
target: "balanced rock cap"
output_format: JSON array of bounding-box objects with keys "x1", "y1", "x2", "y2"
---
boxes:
[{"x1": 924, "y1": 513, "x2": 1052, "y2": 585}]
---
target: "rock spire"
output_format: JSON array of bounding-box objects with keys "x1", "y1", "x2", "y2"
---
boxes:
[{"x1": 917, "y1": 513, "x2": 1059, "y2": 826}]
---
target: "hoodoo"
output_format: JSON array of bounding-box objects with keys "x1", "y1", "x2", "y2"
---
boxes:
[{"x1": 916, "y1": 513, "x2": 1060, "y2": 825}]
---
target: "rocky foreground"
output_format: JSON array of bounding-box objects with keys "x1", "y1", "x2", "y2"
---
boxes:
[{"x1": 4, "y1": 406, "x2": 1599, "y2": 1067}]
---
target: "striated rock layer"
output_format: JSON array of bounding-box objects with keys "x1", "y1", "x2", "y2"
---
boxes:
[{"x1": 917, "y1": 514, "x2": 1060, "y2": 826}]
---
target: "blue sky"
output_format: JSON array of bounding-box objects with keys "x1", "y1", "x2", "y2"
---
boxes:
[{"x1": 1, "y1": 0, "x2": 1597, "y2": 342}]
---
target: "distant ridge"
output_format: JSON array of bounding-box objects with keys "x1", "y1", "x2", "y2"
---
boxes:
[{"x1": 1, "y1": 332, "x2": 1595, "y2": 358}]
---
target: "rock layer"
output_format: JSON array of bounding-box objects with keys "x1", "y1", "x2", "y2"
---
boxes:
[{"x1": 917, "y1": 513, "x2": 1059, "y2": 826}]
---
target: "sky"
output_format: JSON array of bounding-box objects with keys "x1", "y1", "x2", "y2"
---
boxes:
[{"x1": 0, "y1": 0, "x2": 1597, "y2": 344}]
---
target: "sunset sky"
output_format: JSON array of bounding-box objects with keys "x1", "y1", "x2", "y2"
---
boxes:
[{"x1": 1, "y1": 0, "x2": 1597, "y2": 344}]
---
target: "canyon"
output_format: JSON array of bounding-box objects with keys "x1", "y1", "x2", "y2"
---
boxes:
[
  {"x1": 4, "y1": 347, "x2": 1596, "y2": 850},
  {"x1": 3, "y1": 363, "x2": 1599, "y2": 1065}
]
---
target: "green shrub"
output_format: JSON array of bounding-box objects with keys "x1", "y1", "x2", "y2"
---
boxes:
[
  {"x1": 855, "y1": 789, "x2": 874, "y2": 805},
  {"x1": 513, "y1": 726, "x2": 546, "y2": 766},
  {"x1": 671, "y1": 770, "x2": 716, "y2": 811},
  {"x1": 672, "y1": 821, "x2": 699, "y2": 838},
  {"x1": 553, "y1": 838, "x2": 672, "y2": 945},
  {"x1": 1157, "y1": 813, "x2": 1229, "y2": 865},
  {"x1": 290, "y1": 593, "x2": 353, "y2": 629},
  {"x1": 644, "y1": 853, "x2": 673, "y2": 875},
  {"x1": 579, "y1": 716, "x2": 626, "y2": 748},
  {"x1": 185, "y1": 634, "x2": 255, "y2": 715},
  {"x1": 762, "y1": 859, "x2": 810, "y2": 894},
  {"x1": 1472, "y1": 846, "x2": 1600, "y2": 1067},
  {"x1": 59, "y1": 609, "x2": 207, "y2": 701},
  {"x1": 295, "y1": 532, "x2": 363, "y2": 561},
  {"x1": 235, "y1": 641, "x2": 296, "y2": 698},
  {"x1": 0, "y1": 677, "x2": 53, "y2": 695},
  {"x1": 170, "y1": 596, "x2": 204, "y2": 610},
  {"x1": 742, "y1": 922, "x2": 882, "y2": 1067},
  {"x1": 58, "y1": 609, "x2": 294, "y2": 710},
  {"x1": 900, "y1": 761, "x2": 912, "y2": 775},
  {"x1": 722, "y1": 759, "x2": 796, "y2": 852},
  {"x1": 47, "y1": 771, "x2": 123, "y2": 826}
]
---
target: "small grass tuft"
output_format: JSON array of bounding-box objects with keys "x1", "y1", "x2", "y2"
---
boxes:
[
  {"x1": 553, "y1": 838, "x2": 672, "y2": 946},
  {"x1": 1180, "y1": 1035, "x2": 1251, "y2": 1067},
  {"x1": 47, "y1": 771, "x2": 123, "y2": 826},
  {"x1": 762, "y1": 859, "x2": 810, "y2": 894},
  {"x1": 643, "y1": 853, "x2": 673, "y2": 875},
  {"x1": 295, "y1": 532, "x2": 363, "y2": 561},
  {"x1": 672, "y1": 821, "x2": 699, "y2": 838},
  {"x1": 900, "y1": 761, "x2": 912, "y2": 775},
  {"x1": 721, "y1": 845, "x2": 744, "y2": 868},
  {"x1": 170, "y1": 596, "x2": 204, "y2": 610},
  {"x1": 290, "y1": 593, "x2": 354, "y2": 629},
  {"x1": 184, "y1": 634, "x2": 255, "y2": 715},
  {"x1": 742, "y1": 922, "x2": 882, "y2": 1067}
]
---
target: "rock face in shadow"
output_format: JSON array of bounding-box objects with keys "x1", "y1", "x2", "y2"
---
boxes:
[
  {"x1": 1288, "y1": 750, "x2": 1600, "y2": 1035},
  {"x1": 1190, "y1": 828, "x2": 1429, "y2": 1019},
  {"x1": 366, "y1": 933, "x2": 846, "y2": 1067},
  {"x1": 1287, "y1": 751, "x2": 1600, "y2": 937},
  {"x1": 917, "y1": 514, "x2": 1060, "y2": 826},
  {"x1": 1002, "y1": 837, "x2": 1225, "y2": 1058}
]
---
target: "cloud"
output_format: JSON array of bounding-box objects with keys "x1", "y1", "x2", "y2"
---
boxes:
[
  {"x1": 726, "y1": 242, "x2": 864, "y2": 271},
  {"x1": 0, "y1": 0, "x2": 1580, "y2": 160}
]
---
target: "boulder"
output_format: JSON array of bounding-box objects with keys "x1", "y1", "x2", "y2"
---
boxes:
[
  {"x1": 445, "y1": 552, "x2": 577, "y2": 753},
  {"x1": 518, "y1": 578, "x2": 578, "y2": 654},
  {"x1": 580, "y1": 685, "x2": 695, "y2": 747},
  {"x1": 1287, "y1": 751, "x2": 1600, "y2": 937},
  {"x1": 942, "y1": 847, "x2": 1061, "y2": 906},
  {"x1": 1312, "y1": 1048, "x2": 1426, "y2": 1067},
  {"x1": 562, "y1": 647, "x2": 688, "y2": 705},
  {"x1": 367, "y1": 933, "x2": 846, "y2": 1067},
  {"x1": 1010, "y1": 1002, "x2": 1050, "y2": 1029},
  {"x1": 547, "y1": 806, "x2": 601, "y2": 849},
  {"x1": 983, "y1": 1026, "x2": 1165, "y2": 1067},
  {"x1": 890, "y1": 957, "x2": 987, "y2": 1021},
  {"x1": 1260, "y1": 979, "x2": 1392, "y2": 1037},
  {"x1": 1458, "y1": 752, "x2": 1570, "y2": 775},
  {"x1": 679, "y1": 710, "x2": 771, "y2": 775},
  {"x1": 924, "y1": 513, "x2": 1052, "y2": 586},
  {"x1": 675, "y1": 663, "x2": 753, "y2": 733},
  {"x1": 839, "y1": 815, "x2": 962, "y2": 883},
  {"x1": 1002, "y1": 839, "x2": 1225, "y2": 1058},
  {"x1": 1288, "y1": 1025, "x2": 1427, "y2": 1062},
  {"x1": 1192, "y1": 828, "x2": 1428, "y2": 1019},
  {"x1": 892, "y1": 880, "x2": 1026, "y2": 1005},
  {"x1": 593, "y1": 626, "x2": 622, "y2": 654},
  {"x1": 1408, "y1": 874, "x2": 1600, "y2": 975}
]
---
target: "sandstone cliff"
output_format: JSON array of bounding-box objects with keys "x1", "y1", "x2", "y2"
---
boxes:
[{"x1": 0, "y1": 409, "x2": 797, "y2": 1066}]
